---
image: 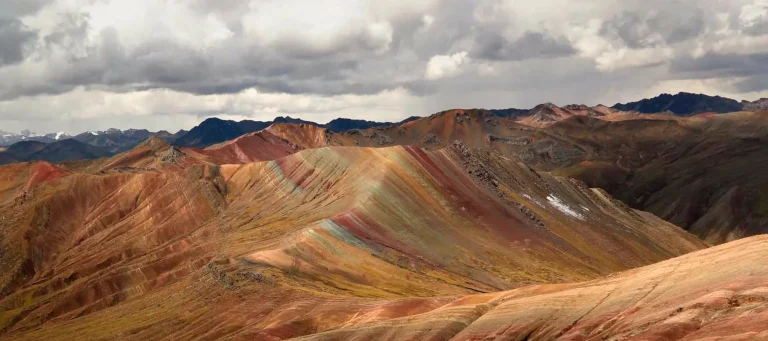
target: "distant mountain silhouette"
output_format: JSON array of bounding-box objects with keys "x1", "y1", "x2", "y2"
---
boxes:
[
  {"x1": 325, "y1": 116, "x2": 419, "y2": 132},
  {"x1": 175, "y1": 116, "x2": 421, "y2": 147},
  {"x1": 612, "y1": 92, "x2": 743, "y2": 115},
  {"x1": 4, "y1": 140, "x2": 48, "y2": 159},
  {"x1": 271, "y1": 116, "x2": 321, "y2": 126},
  {"x1": 488, "y1": 108, "x2": 530, "y2": 118},
  {"x1": 0, "y1": 139, "x2": 112, "y2": 165},
  {"x1": 173, "y1": 118, "x2": 273, "y2": 148}
]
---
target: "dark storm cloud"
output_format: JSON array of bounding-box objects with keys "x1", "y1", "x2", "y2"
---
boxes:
[
  {"x1": 670, "y1": 52, "x2": 768, "y2": 78},
  {"x1": 0, "y1": 0, "x2": 52, "y2": 17},
  {"x1": 472, "y1": 31, "x2": 576, "y2": 61},
  {"x1": 733, "y1": 76, "x2": 768, "y2": 92},
  {"x1": 1, "y1": 0, "x2": 767, "y2": 117},
  {"x1": 3, "y1": 0, "x2": 768, "y2": 136},
  {"x1": 671, "y1": 52, "x2": 768, "y2": 92},
  {"x1": 0, "y1": 0, "x2": 577, "y2": 101},
  {"x1": 0, "y1": 11, "x2": 394, "y2": 100},
  {"x1": 0, "y1": 18, "x2": 36, "y2": 66},
  {"x1": 600, "y1": 7, "x2": 707, "y2": 47}
]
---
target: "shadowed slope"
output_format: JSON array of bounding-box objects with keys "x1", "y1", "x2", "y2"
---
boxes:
[{"x1": 547, "y1": 112, "x2": 768, "y2": 243}]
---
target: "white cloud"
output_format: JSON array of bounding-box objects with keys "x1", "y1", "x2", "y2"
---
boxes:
[
  {"x1": 0, "y1": 87, "x2": 420, "y2": 134},
  {"x1": 739, "y1": 0, "x2": 768, "y2": 30},
  {"x1": 425, "y1": 51, "x2": 469, "y2": 80},
  {"x1": 477, "y1": 63, "x2": 495, "y2": 76},
  {"x1": 421, "y1": 14, "x2": 435, "y2": 29},
  {"x1": 595, "y1": 47, "x2": 675, "y2": 71}
]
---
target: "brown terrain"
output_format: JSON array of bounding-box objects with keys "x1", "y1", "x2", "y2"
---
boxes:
[
  {"x1": 225, "y1": 108, "x2": 768, "y2": 244},
  {"x1": 0, "y1": 106, "x2": 766, "y2": 340}
]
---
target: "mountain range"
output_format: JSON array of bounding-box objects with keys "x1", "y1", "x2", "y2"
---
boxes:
[
  {"x1": 612, "y1": 92, "x2": 744, "y2": 115},
  {"x1": 0, "y1": 130, "x2": 71, "y2": 146},
  {"x1": 1, "y1": 92, "x2": 768, "y2": 339},
  {"x1": 2, "y1": 92, "x2": 764, "y2": 152},
  {"x1": 174, "y1": 116, "x2": 419, "y2": 148}
]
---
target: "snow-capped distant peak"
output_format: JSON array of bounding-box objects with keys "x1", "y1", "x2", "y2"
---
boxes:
[
  {"x1": 55, "y1": 132, "x2": 66, "y2": 140},
  {"x1": 89, "y1": 131, "x2": 99, "y2": 136}
]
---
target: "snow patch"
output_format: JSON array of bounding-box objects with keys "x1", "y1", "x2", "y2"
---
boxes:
[
  {"x1": 547, "y1": 195, "x2": 584, "y2": 220},
  {"x1": 522, "y1": 194, "x2": 544, "y2": 208},
  {"x1": 55, "y1": 132, "x2": 65, "y2": 140},
  {"x1": 89, "y1": 131, "x2": 99, "y2": 135}
]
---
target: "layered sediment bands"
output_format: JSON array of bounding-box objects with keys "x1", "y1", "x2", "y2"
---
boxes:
[
  {"x1": 218, "y1": 144, "x2": 703, "y2": 296},
  {"x1": 0, "y1": 163, "x2": 225, "y2": 332},
  {"x1": 235, "y1": 110, "x2": 768, "y2": 244},
  {"x1": 3, "y1": 235, "x2": 764, "y2": 340},
  {"x1": 291, "y1": 235, "x2": 768, "y2": 341},
  {"x1": 185, "y1": 123, "x2": 331, "y2": 165},
  {"x1": 187, "y1": 130, "x2": 302, "y2": 164},
  {"x1": 331, "y1": 109, "x2": 519, "y2": 150},
  {"x1": 0, "y1": 141, "x2": 707, "y2": 340},
  {"x1": 265, "y1": 123, "x2": 331, "y2": 149}
]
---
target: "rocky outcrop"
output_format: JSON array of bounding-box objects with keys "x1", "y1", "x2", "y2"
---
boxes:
[{"x1": 743, "y1": 98, "x2": 768, "y2": 111}]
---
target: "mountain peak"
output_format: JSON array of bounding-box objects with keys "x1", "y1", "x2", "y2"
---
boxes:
[
  {"x1": 201, "y1": 117, "x2": 226, "y2": 123},
  {"x1": 135, "y1": 136, "x2": 170, "y2": 151}
]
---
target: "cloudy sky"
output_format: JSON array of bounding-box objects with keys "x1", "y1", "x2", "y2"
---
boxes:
[{"x1": 1, "y1": 0, "x2": 767, "y2": 134}]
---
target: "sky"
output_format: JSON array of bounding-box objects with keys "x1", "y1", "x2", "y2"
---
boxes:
[{"x1": 0, "y1": 0, "x2": 767, "y2": 134}]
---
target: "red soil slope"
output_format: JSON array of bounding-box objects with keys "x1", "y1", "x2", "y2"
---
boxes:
[
  {"x1": 186, "y1": 130, "x2": 301, "y2": 164},
  {"x1": 204, "y1": 111, "x2": 768, "y2": 244},
  {"x1": 0, "y1": 139, "x2": 710, "y2": 340},
  {"x1": 23, "y1": 162, "x2": 70, "y2": 191}
]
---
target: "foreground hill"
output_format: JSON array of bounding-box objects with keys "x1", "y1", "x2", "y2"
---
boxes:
[
  {"x1": 288, "y1": 235, "x2": 767, "y2": 340},
  {"x1": 0, "y1": 139, "x2": 705, "y2": 339},
  {"x1": 295, "y1": 235, "x2": 767, "y2": 340}
]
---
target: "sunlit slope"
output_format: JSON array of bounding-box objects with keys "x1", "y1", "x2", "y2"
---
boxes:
[
  {"x1": 219, "y1": 143, "x2": 704, "y2": 296},
  {"x1": 0, "y1": 143, "x2": 705, "y2": 339},
  {"x1": 290, "y1": 235, "x2": 768, "y2": 341},
  {"x1": 0, "y1": 162, "x2": 226, "y2": 333}
]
